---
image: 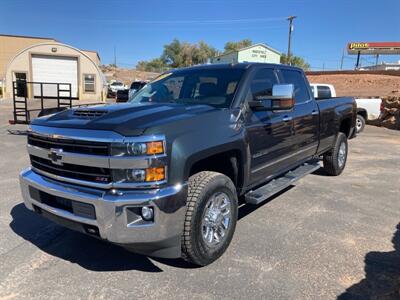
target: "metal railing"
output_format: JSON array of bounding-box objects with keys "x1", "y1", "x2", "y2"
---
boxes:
[{"x1": 12, "y1": 80, "x2": 73, "y2": 124}]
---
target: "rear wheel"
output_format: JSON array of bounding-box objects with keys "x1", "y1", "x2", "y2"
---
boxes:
[
  {"x1": 181, "y1": 171, "x2": 238, "y2": 266},
  {"x1": 356, "y1": 114, "x2": 366, "y2": 133},
  {"x1": 322, "y1": 132, "x2": 348, "y2": 176}
]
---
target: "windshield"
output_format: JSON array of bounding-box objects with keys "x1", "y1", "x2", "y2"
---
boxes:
[
  {"x1": 128, "y1": 68, "x2": 245, "y2": 108},
  {"x1": 111, "y1": 82, "x2": 123, "y2": 86}
]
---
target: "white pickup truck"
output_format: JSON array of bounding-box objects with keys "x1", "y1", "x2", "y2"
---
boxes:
[{"x1": 310, "y1": 84, "x2": 382, "y2": 133}]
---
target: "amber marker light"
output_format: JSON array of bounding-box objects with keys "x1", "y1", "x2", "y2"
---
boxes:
[
  {"x1": 146, "y1": 141, "x2": 164, "y2": 155},
  {"x1": 145, "y1": 167, "x2": 165, "y2": 182}
]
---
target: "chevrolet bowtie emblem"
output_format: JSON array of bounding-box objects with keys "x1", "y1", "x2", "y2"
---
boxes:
[{"x1": 48, "y1": 148, "x2": 63, "y2": 165}]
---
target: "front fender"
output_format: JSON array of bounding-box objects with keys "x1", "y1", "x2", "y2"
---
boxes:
[{"x1": 168, "y1": 123, "x2": 247, "y2": 186}]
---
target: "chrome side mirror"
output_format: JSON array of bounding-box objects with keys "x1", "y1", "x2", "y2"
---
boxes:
[
  {"x1": 271, "y1": 84, "x2": 295, "y2": 110},
  {"x1": 249, "y1": 84, "x2": 295, "y2": 111}
]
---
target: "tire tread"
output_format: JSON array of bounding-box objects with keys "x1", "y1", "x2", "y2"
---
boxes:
[
  {"x1": 323, "y1": 132, "x2": 347, "y2": 176},
  {"x1": 181, "y1": 171, "x2": 235, "y2": 265}
]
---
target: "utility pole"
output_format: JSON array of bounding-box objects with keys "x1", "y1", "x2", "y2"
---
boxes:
[
  {"x1": 375, "y1": 54, "x2": 380, "y2": 66},
  {"x1": 114, "y1": 46, "x2": 117, "y2": 67},
  {"x1": 355, "y1": 51, "x2": 361, "y2": 69},
  {"x1": 287, "y1": 16, "x2": 297, "y2": 65},
  {"x1": 340, "y1": 48, "x2": 345, "y2": 70}
]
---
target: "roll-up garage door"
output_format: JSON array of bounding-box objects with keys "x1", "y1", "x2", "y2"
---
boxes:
[{"x1": 32, "y1": 55, "x2": 78, "y2": 98}]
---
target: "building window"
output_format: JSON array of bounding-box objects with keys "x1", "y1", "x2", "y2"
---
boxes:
[
  {"x1": 83, "y1": 74, "x2": 95, "y2": 92},
  {"x1": 14, "y1": 72, "x2": 27, "y2": 81}
]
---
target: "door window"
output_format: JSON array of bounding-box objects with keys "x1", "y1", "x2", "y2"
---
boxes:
[
  {"x1": 246, "y1": 68, "x2": 279, "y2": 102},
  {"x1": 14, "y1": 72, "x2": 27, "y2": 81},
  {"x1": 280, "y1": 69, "x2": 310, "y2": 104}
]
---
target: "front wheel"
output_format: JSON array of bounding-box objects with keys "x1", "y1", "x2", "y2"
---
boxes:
[
  {"x1": 181, "y1": 171, "x2": 238, "y2": 266},
  {"x1": 322, "y1": 132, "x2": 348, "y2": 176}
]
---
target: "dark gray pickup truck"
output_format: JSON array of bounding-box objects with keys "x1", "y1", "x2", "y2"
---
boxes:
[{"x1": 20, "y1": 63, "x2": 356, "y2": 266}]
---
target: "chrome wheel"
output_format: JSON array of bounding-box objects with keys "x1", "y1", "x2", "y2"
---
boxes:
[
  {"x1": 201, "y1": 192, "x2": 232, "y2": 247},
  {"x1": 356, "y1": 117, "x2": 363, "y2": 131},
  {"x1": 338, "y1": 141, "x2": 346, "y2": 168}
]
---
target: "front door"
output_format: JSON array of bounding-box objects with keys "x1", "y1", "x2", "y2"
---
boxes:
[
  {"x1": 13, "y1": 72, "x2": 28, "y2": 97},
  {"x1": 245, "y1": 67, "x2": 295, "y2": 185},
  {"x1": 278, "y1": 69, "x2": 319, "y2": 165}
]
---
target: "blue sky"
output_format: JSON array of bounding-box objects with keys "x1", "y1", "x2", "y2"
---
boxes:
[{"x1": 1, "y1": 0, "x2": 399, "y2": 70}]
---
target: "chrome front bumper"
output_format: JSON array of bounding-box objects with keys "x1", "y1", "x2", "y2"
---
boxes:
[{"x1": 19, "y1": 168, "x2": 188, "y2": 258}]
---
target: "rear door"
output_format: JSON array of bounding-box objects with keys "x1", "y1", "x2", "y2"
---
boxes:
[
  {"x1": 245, "y1": 67, "x2": 295, "y2": 184},
  {"x1": 279, "y1": 69, "x2": 319, "y2": 165}
]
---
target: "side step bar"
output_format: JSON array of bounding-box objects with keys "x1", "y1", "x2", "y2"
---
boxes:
[{"x1": 245, "y1": 160, "x2": 321, "y2": 205}]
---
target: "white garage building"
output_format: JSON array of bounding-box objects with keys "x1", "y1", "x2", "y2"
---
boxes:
[
  {"x1": 1, "y1": 35, "x2": 106, "y2": 101},
  {"x1": 211, "y1": 43, "x2": 281, "y2": 65}
]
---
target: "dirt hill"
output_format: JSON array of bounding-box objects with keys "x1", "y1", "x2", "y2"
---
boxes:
[
  {"x1": 100, "y1": 65, "x2": 159, "y2": 85},
  {"x1": 306, "y1": 72, "x2": 400, "y2": 98}
]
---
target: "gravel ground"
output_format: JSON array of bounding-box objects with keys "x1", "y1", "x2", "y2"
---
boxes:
[{"x1": 0, "y1": 99, "x2": 399, "y2": 299}]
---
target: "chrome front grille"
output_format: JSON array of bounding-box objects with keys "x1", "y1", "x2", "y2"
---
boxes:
[
  {"x1": 27, "y1": 134, "x2": 109, "y2": 156},
  {"x1": 28, "y1": 133, "x2": 111, "y2": 185},
  {"x1": 30, "y1": 155, "x2": 111, "y2": 183},
  {"x1": 26, "y1": 126, "x2": 167, "y2": 189}
]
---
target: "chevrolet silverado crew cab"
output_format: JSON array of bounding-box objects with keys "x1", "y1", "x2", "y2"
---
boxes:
[{"x1": 20, "y1": 63, "x2": 356, "y2": 266}]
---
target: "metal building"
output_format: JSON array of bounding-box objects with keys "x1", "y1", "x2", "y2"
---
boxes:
[
  {"x1": 0, "y1": 34, "x2": 106, "y2": 101},
  {"x1": 211, "y1": 43, "x2": 281, "y2": 64}
]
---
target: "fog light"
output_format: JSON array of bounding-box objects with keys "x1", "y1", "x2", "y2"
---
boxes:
[
  {"x1": 141, "y1": 206, "x2": 154, "y2": 221},
  {"x1": 130, "y1": 169, "x2": 146, "y2": 182}
]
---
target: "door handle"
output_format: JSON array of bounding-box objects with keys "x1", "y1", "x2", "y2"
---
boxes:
[
  {"x1": 282, "y1": 116, "x2": 292, "y2": 122},
  {"x1": 311, "y1": 110, "x2": 319, "y2": 116}
]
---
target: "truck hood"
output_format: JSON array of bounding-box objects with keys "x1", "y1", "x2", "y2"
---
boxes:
[{"x1": 31, "y1": 103, "x2": 219, "y2": 136}]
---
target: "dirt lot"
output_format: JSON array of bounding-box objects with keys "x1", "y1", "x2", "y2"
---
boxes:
[
  {"x1": 0, "y1": 100, "x2": 399, "y2": 299},
  {"x1": 307, "y1": 73, "x2": 400, "y2": 98}
]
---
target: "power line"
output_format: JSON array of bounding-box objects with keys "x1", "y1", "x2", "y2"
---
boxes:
[{"x1": 83, "y1": 17, "x2": 287, "y2": 25}]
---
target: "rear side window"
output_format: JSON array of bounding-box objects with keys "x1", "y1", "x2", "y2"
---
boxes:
[
  {"x1": 280, "y1": 69, "x2": 310, "y2": 104},
  {"x1": 317, "y1": 86, "x2": 332, "y2": 99}
]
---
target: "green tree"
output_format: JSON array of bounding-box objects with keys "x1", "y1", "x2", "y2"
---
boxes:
[
  {"x1": 280, "y1": 54, "x2": 311, "y2": 70},
  {"x1": 137, "y1": 39, "x2": 252, "y2": 71},
  {"x1": 160, "y1": 39, "x2": 218, "y2": 68},
  {"x1": 136, "y1": 58, "x2": 167, "y2": 72},
  {"x1": 161, "y1": 39, "x2": 184, "y2": 68},
  {"x1": 193, "y1": 41, "x2": 219, "y2": 64},
  {"x1": 223, "y1": 39, "x2": 252, "y2": 53},
  {"x1": 181, "y1": 42, "x2": 197, "y2": 66}
]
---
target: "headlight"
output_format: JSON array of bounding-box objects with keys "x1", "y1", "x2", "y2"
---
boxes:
[
  {"x1": 112, "y1": 167, "x2": 165, "y2": 183},
  {"x1": 111, "y1": 141, "x2": 164, "y2": 156}
]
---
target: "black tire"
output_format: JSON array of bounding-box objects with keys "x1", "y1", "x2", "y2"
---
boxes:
[
  {"x1": 356, "y1": 114, "x2": 366, "y2": 134},
  {"x1": 181, "y1": 171, "x2": 238, "y2": 266},
  {"x1": 322, "y1": 132, "x2": 348, "y2": 176}
]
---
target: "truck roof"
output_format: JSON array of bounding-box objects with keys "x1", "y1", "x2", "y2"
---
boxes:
[{"x1": 171, "y1": 63, "x2": 304, "y2": 73}]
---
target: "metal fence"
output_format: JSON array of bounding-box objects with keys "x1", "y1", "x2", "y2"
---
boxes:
[{"x1": 11, "y1": 80, "x2": 73, "y2": 124}]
